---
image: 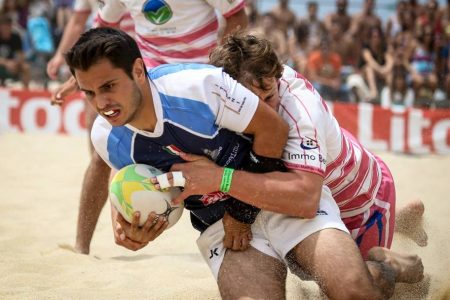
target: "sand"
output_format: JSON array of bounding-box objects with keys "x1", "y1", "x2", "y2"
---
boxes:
[{"x1": 0, "y1": 133, "x2": 449, "y2": 299}]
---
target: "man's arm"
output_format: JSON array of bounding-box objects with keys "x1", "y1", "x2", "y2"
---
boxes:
[
  {"x1": 47, "y1": 12, "x2": 90, "y2": 79},
  {"x1": 241, "y1": 100, "x2": 289, "y2": 158},
  {"x1": 169, "y1": 153, "x2": 323, "y2": 219},
  {"x1": 220, "y1": 8, "x2": 248, "y2": 43}
]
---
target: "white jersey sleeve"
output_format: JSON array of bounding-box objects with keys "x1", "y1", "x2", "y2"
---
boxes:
[
  {"x1": 73, "y1": 0, "x2": 95, "y2": 12},
  {"x1": 90, "y1": 116, "x2": 116, "y2": 170},
  {"x1": 279, "y1": 66, "x2": 333, "y2": 177},
  {"x1": 98, "y1": 0, "x2": 127, "y2": 25},
  {"x1": 149, "y1": 64, "x2": 259, "y2": 134},
  {"x1": 206, "y1": 0, "x2": 245, "y2": 18}
]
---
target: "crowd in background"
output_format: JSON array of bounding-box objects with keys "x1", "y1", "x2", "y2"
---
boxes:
[{"x1": 1, "y1": 0, "x2": 450, "y2": 109}]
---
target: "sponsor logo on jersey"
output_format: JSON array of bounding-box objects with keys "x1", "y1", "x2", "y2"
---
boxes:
[
  {"x1": 163, "y1": 145, "x2": 182, "y2": 156},
  {"x1": 300, "y1": 137, "x2": 319, "y2": 150},
  {"x1": 202, "y1": 147, "x2": 222, "y2": 161},
  {"x1": 142, "y1": 0, "x2": 173, "y2": 25},
  {"x1": 200, "y1": 191, "x2": 229, "y2": 206},
  {"x1": 212, "y1": 84, "x2": 247, "y2": 114}
]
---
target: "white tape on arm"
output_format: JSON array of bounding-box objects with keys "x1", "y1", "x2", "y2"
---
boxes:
[
  {"x1": 156, "y1": 173, "x2": 171, "y2": 189},
  {"x1": 172, "y1": 171, "x2": 186, "y2": 187}
]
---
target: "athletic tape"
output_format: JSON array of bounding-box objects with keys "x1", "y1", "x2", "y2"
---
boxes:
[
  {"x1": 156, "y1": 173, "x2": 171, "y2": 189},
  {"x1": 172, "y1": 171, "x2": 186, "y2": 187}
]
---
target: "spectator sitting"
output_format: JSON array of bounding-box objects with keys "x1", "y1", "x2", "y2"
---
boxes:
[
  {"x1": 347, "y1": 26, "x2": 393, "y2": 103},
  {"x1": 306, "y1": 37, "x2": 348, "y2": 101},
  {"x1": 0, "y1": 14, "x2": 29, "y2": 88},
  {"x1": 381, "y1": 64, "x2": 414, "y2": 109},
  {"x1": 410, "y1": 24, "x2": 438, "y2": 108}
]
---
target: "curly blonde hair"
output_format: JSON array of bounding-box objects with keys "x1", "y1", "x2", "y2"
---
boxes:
[{"x1": 209, "y1": 32, "x2": 283, "y2": 91}]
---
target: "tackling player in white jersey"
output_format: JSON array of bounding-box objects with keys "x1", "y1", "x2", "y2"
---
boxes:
[{"x1": 157, "y1": 33, "x2": 425, "y2": 298}]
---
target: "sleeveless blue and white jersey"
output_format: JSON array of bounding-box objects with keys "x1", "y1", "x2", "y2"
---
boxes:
[{"x1": 91, "y1": 64, "x2": 259, "y2": 229}]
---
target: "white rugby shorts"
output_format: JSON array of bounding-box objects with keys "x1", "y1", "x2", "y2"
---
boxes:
[{"x1": 196, "y1": 186, "x2": 349, "y2": 280}]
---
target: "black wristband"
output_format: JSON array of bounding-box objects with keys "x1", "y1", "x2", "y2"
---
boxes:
[
  {"x1": 225, "y1": 198, "x2": 261, "y2": 224},
  {"x1": 242, "y1": 150, "x2": 287, "y2": 173}
]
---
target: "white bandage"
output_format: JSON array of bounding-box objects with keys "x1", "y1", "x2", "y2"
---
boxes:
[
  {"x1": 172, "y1": 171, "x2": 186, "y2": 187},
  {"x1": 156, "y1": 173, "x2": 171, "y2": 189}
]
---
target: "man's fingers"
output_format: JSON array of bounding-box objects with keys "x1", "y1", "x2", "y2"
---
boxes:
[
  {"x1": 171, "y1": 190, "x2": 188, "y2": 205},
  {"x1": 223, "y1": 234, "x2": 233, "y2": 249},
  {"x1": 179, "y1": 152, "x2": 208, "y2": 162},
  {"x1": 142, "y1": 212, "x2": 157, "y2": 231},
  {"x1": 131, "y1": 212, "x2": 141, "y2": 229},
  {"x1": 241, "y1": 236, "x2": 250, "y2": 251},
  {"x1": 232, "y1": 237, "x2": 241, "y2": 251}
]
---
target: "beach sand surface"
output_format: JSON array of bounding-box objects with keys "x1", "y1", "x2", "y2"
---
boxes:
[{"x1": 0, "y1": 134, "x2": 449, "y2": 299}]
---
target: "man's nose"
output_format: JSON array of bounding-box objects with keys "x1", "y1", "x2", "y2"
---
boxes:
[{"x1": 96, "y1": 94, "x2": 111, "y2": 109}]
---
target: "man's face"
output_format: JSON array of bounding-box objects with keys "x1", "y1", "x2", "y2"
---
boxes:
[
  {"x1": 75, "y1": 58, "x2": 143, "y2": 127},
  {"x1": 247, "y1": 77, "x2": 281, "y2": 111}
]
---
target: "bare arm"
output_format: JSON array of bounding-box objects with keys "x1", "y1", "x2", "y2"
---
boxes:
[
  {"x1": 242, "y1": 101, "x2": 289, "y2": 158},
  {"x1": 47, "y1": 12, "x2": 90, "y2": 79},
  {"x1": 169, "y1": 153, "x2": 323, "y2": 218},
  {"x1": 220, "y1": 8, "x2": 248, "y2": 43}
]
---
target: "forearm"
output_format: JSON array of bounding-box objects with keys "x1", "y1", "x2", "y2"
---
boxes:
[
  {"x1": 55, "y1": 12, "x2": 90, "y2": 56},
  {"x1": 220, "y1": 9, "x2": 248, "y2": 44},
  {"x1": 226, "y1": 170, "x2": 321, "y2": 218},
  {"x1": 245, "y1": 102, "x2": 289, "y2": 158}
]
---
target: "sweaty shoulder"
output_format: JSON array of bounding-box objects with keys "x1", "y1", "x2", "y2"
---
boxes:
[{"x1": 149, "y1": 63, "x2": 259, "y2": 133}]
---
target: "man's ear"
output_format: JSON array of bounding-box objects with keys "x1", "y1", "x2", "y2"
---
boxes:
[{"x1": 132, "y1": 58, "x2": 146, "y2": 81}]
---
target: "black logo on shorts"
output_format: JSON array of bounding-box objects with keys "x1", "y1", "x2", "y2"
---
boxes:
[
  {"x1": 316, "y1": 209, "x2": 328, "y2": 215},
  {"x1": 209, "y1": 248, "x2": 219, "y2": 259}
]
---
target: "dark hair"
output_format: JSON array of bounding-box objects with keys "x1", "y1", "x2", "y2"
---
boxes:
[
  {"x1": 209, "y1": 32, "x2": 283, "y2": 91},
  {"x1": 65, "y1": 27, "x2": 145, "y2": 79}
]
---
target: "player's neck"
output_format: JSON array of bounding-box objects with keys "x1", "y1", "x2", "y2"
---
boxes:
[{"x1": 130, "y1": 80, "x2": 157, "y2": 132}]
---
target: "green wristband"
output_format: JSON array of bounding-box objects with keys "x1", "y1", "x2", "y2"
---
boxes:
[{"x1": 220, "y1": 168, "x2": 234, "y2": 193}]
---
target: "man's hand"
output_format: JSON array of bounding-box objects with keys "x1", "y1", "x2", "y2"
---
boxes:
[
  {"x1": 151, "y1": 152, "x2": 223, "y2": 205},
  {"x1": 222, "y1": 212, "x2": 252, "y2": 251},
  {"x1": 50, "y1": 76, "x2": 79, "y2": 106},
  {"x1": 47, "y1": 53, "x2": 65, "y2": 80},
  {"x1": 112, "y1": 206, "x2": 168, "y2": 251}
]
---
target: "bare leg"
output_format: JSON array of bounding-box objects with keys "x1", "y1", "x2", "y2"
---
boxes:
[
  {"x1": 367, "y1": 247, "x2": 424, "y2": 284},
  {"x1": 291, "y1": 229, "x2": 383, "y2": 300},
  {"x1": 218, "y1": 247, "x2": 287, "y2": 300},
  {"x1": 395, "y1": 199, "x2": 427, "y2": 247}
]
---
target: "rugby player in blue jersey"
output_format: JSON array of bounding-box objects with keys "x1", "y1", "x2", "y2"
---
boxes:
[{"x1": 65, "y1": 27, "x2": 387, "y2": 300}]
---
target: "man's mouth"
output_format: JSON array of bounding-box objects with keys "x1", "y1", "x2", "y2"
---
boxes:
[{"x1": 102, "y1": 109, "x2": 120, "y2": 118}]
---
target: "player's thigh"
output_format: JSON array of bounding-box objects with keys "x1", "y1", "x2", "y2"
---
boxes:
[
  {"x1": 291, "y1": 228, "x2": 379, "y2": 300},
  {"x1": 218, "y1": 246, "x2": 287, "y2": 300}
]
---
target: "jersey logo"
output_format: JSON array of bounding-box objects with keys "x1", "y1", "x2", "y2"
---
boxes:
[
  {"x1": 202, "y1": 148, "x2": 221, "y2": 161},
  {"x1": 142, "y1": 0, "x2": 173, "y2": 25},
  {"x1": 300, "y1": 137, "x2": 318, "y2": 150},
  {"x1": 200, "y1": 191, "x2": 229, "y2": 206},
  {"x1": 163, "y1": 145, "x2": 182, "y2": 156}
]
